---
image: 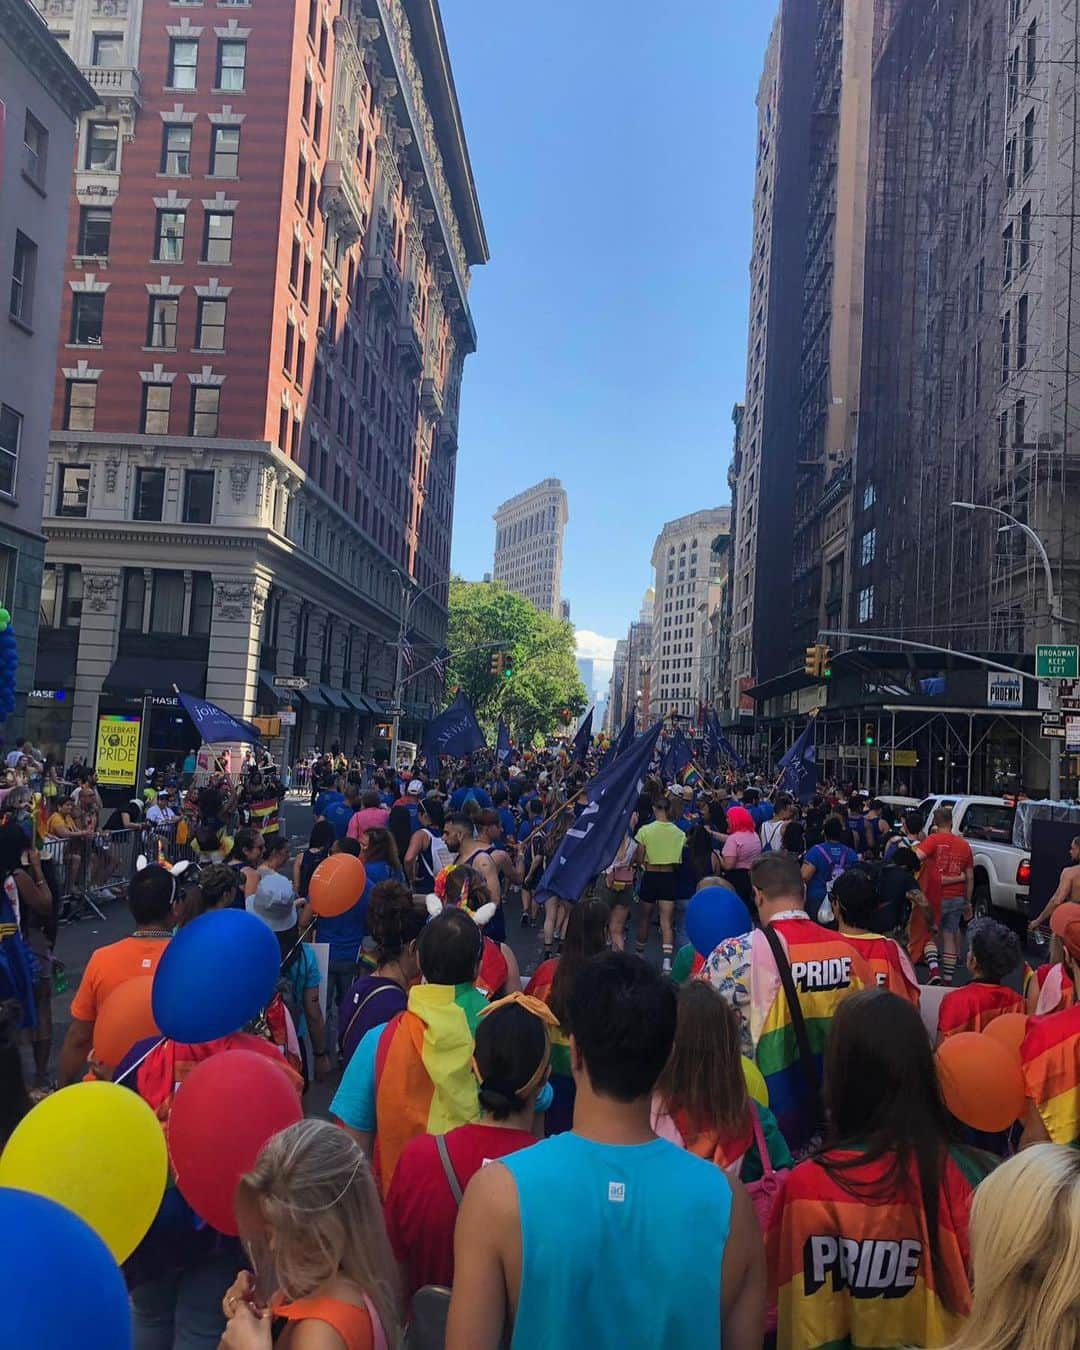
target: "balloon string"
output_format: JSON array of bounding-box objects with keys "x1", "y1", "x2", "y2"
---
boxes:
[
  {"x1": 113, "y1": 1034, "x2": 168, "y2": 1086},
  {"x1": 280, "y1": 918, "x2": 317, "y2": 971}
]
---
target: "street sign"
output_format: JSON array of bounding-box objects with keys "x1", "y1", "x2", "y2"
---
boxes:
[
  {"x1": 273, "y1": 675, "x2": 309, "y2": 690},
  {"x1": 385, "y1": 704, "x2": 405, "y2": 718},
  {"x1": 278, "y1": 709, "x2": 296, "y2": 726},
  {"x1": 1036, "y1": 645, "x2": 1080, "y2": 679},
  {"x1": 1068, "y1": 717, "x2": 1080, "y2": 751},
  {"x1": 892, "y1": 749, "x2": 919, "y2": 768},
  {"x1": 1042, "y1": 712, "x2": 1066, "y2": 739}
]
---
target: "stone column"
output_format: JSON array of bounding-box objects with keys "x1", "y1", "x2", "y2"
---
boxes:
[
  {"x1": 205, "y1": 575, "x2": 269, "y2": 719},
  {"x1": 69, "y1": 568, "x2": 122, "y2": 763}
]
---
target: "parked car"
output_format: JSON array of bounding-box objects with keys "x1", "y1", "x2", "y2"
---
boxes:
[{"x1": 916, "y1": 795, "x2": 1031, "y2": 929}]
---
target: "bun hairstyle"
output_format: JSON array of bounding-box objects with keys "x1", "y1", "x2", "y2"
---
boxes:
[
  {"x1": 366, "y1": 880, "x2": 426, "y2": 963},
  {"x1": 474, "y1": 1000, "x2": 551, "y2": 1120}
]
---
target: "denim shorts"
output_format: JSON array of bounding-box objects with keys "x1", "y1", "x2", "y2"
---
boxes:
[{"x1": 939, "y1": 898, "x2": 967, "y2": 934}]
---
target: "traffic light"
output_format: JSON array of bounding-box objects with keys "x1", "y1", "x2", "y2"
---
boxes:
[
  {"x1": 864, "y1": 722, "x2": 875, "y2": 746},
  {"x1": 804, "y1": 644, "x2": 834, "y2": 679},
  {"x1": 490, "y1": 652, "x2": 505, "y2": 677},
  {"x1": 502, "y1": 660, "x2": 513, "y2": 681}
]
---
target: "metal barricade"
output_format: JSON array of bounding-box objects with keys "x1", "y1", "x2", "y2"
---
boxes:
[{"x1": 48, "y1": 826, "x2": 148, "y2": 924}]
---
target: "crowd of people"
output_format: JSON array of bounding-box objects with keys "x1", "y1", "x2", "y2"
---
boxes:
[{"x1": 3, "y1": 735, "x2": 1080, "y2": 1349}]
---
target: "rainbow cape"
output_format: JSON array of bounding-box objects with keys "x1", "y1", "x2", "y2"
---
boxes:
[
  {"x1": 841, "y1": 932, "x2": 920, "y2": 1006},
  {"x1": 937, "y1": 983, "x2": 1023, "y2": 1042},
  {"x1": 767, "y1": 1146, "x2": 989, "y2": 1349},
  {"x1": 373, "y1": 981, "x2": 487, "y2": 1192},
  {"x1": 752, "y1": 919, "x2": 868, "y2": 1152},
  {"x1": 524, "y1": 958, "x2": 571, "y2": 1076},
  {"x1": 1021, "y1": 1002, "x2": 1080, "y2": 1146}
]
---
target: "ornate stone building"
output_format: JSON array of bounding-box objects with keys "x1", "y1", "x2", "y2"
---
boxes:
[{"x1": 31, "y1": 0, "x2": 486, "y2": 765}]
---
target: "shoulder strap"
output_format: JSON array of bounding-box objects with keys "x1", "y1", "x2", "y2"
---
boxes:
[
  {"x1": 760, "y1": 923, "x2": 823, "y2": 1133},
  {"x1": 749, "y1": 1102, "x2": 773, "y2": 1178},
  {"x1": 435, "y1": 1131, "x2": 464, "y2": 1206},
  {"x1": 340, "y1": 982, "x2": 400, "y2": 1051}
]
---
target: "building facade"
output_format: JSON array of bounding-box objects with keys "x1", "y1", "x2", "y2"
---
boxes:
[
  {"x1": 605, "y1": 636, "x2": 628, "y2": 734},
  {"x1": 649, "y1": 507, "x2": 730, "y2": 722},
  {"x1": 32, "y1": 0, "x2": 487, "y2": 766},
  {"x1": 491, "y1": 477, "x2": 568, "y2": 617},
  {"x1": 729, "y1": 0, "x2": 814, "y2": 708},
  {"x1": 0, "y1": 0, "x2": 94, "y2": 741}
]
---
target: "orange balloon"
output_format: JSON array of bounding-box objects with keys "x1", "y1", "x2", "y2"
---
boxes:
[
  {"x1": 95, "y1": 976, "x2": 160, "y2": 1070},
  {"x1": 936, "y1": 1031, "x2": 1026, "y2": 1132},
  {"x1": 984, "y1": 1013, "x2": 1029, "y2": 1061},
  {"x1": 308, "y1": 854, "x2": 367, "y2": 918}
]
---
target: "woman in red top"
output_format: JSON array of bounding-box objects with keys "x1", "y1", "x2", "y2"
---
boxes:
[
  {"x1": 382, "y1": 994, "x2": 556, "y2": 1310},
  {"x1": 221, "y1": 1119, "x2": 398, "y2": 1350}
]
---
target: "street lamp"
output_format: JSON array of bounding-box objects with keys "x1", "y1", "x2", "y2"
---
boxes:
[
  {"x1": 951, "y1": 500, "x2": 1064, "y2": 797},
  {"x1": 389, "y1": 568, "x2": 445, "y2": 772}
]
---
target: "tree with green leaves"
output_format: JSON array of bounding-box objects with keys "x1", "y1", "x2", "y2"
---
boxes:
[{"x1": 445, "y1": 579, "x2": 588, "y2": 744}]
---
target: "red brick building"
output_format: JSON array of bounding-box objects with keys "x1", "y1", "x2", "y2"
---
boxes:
[{"x1": 32, "y1": 0, "x2": 486, "y2": 767}]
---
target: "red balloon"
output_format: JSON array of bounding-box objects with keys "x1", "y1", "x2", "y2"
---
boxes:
[
  {"x1": 984, "y1": 1012, "x2": 1029, "y2": 1061},
  {"x1": 167, "y1": 1048, "x2": 303, "y2": 1234},
  {"x1": 309, "y1": 853, "x2": 367, "y2": 918},
  {"x1": 95, "y1": 976, "x2": 160, "y2": 1070},
  {"x1": 936, "y1": 1032, "x2": 1026, "y2": 1133}
]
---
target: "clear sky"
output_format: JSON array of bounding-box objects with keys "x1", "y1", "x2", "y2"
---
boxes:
[{"x1": 440, "y1": 0, "x2": 778, "y2": 661}]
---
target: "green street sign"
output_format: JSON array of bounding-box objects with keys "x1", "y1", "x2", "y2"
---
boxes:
[{"x1": 1036, "y1": 644, "x2": 1080, "y2": 680}]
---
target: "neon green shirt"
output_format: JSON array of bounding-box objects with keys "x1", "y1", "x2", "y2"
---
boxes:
[{"x1": 634, "y1": 821, "x2": 687, "y2": 866}]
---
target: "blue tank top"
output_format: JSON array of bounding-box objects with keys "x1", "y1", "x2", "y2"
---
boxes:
[{"x1": 501, "y1": 1132, "x2": 731, "y2": 1349}]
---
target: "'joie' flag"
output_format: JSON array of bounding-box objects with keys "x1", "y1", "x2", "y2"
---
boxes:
[
  {"x1": 777, "y1": 716, "x2": 818, "y2": 802},
  {"x1": 706, "y1": 709, "x2": 747, "y2": 772},
  {"x1": 571, "y1": 707, "x2": 594, "y2": 765},
  {"x1": 602, "y1": 709, "x2": 636, "y2": 768},
  {"x1": 661, "y1": 730, "x2": 693, "y2": 783},
  {"x1": 496, "y1": 717, "x2": 512, "y2": 763},
  {"x1": 422, "y1": 690, "x2": 487, "y2": 777},
  {"x1": 178, "y1": 692, "x2": 262, "y2": 745},
  {"x1": 536, "y1": 720, "x2": 663, "y2": 906}
]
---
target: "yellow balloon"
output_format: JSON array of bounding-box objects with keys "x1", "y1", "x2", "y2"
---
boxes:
[
  {"x1": 742, "y1": 1056, "x2": 769, "y2": 1108},
  {"x1": 0, "y1": 1080, "x2": 166, "y2": 1262}
]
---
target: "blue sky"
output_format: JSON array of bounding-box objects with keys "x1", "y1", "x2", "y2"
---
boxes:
[{"x1": 441, "y1": 0, "x2": 777, "y2": 672}]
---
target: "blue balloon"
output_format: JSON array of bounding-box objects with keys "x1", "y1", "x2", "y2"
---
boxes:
[
  {"x1": 686, "y1": 884, "x2": 752, "y2": 958},
  {"x1": 0, "y1": 1188, "x2": 132, "y2": 1348},
  {"x1": 152, "y1": 907, "x2": 281, "y2": 1043}
]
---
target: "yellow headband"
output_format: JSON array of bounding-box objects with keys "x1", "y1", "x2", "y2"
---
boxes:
[{"x1": 473, "y1": 993, "x2": 560, "y2": 1101}]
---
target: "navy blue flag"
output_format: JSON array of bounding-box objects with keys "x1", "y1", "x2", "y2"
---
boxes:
[
  {"x1": 537, "y1": 720, "x2": 664, "y2": 905},
  {"x1": 711, "y1": 711, "x2": 748, "y2": 772},
  {"x1": 178, "y1": 692, "x2": 262, "y2": 745},
  {"x1": 422, "y1": 690, "x2": 487, "y2": 777},
  {"x1": 661, "y1": 730, "x2": 693, "y2": 783},
  {"x1": 571, "y1": 707, "x2": 594, "y2": 764},
  {"x1": 777, "y1": 717, "x2": 818, "y2": 802},
  {"x1": 602, "y1": 709, "x2": 636, "y2": 768},
  {"x1": 703, "y1": 712, "x2": 721, "y2": 771},
  {"x1": 496, "y1": 717, "x2": 511, "y2": 763}
]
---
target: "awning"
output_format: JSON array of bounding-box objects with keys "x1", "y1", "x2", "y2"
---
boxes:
[
  {"x1": 103, "y1": 657, "x2": 207, "y2": 697},
  {"x1": 361, "y1": 695, "x2": 386, "y2": 716},
  {"x1": 341, "y1": 691, "x2": 369, "y2": 712},
  {"x1": 34, "y1": 645, "x2": 76, "y2": 688},
  {"x1": 319, "y1": 685, "x2": 349, "y2": 710},
  {"x1": 258, "y1": 670, "x2": 280, "y2": 695},
  {"x1": 296, "y1": 684, "x2": 326, "y2": 707}
]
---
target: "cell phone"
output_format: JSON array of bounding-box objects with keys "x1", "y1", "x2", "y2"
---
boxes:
[{"x1": 244, "y1": 1234, "x2": 279, "y2": 1311}]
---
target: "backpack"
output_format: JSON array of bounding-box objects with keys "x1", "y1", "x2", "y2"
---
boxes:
[
  {"x1": 459, "y1": 788, "x2": 479, "y2": 810},
  {"x1": 873, "y1": 864, "x2": 916, "y2": 934},
  {"x1": 760, "y1": 818, "x2": 786, "y2": 853},
  {"x1": 745, "y1": 1104, "x2": 787, "y2": 1335},
  {"x1": 420, "y1": 829, "x2": 453, "y2": 880}
]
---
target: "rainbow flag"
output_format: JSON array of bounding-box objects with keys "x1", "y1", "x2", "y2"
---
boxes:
[
  {"x1": 842, "y1": 932, "x2": 920, "y2": 1007},
  {"x1": 373, "y1": 981, "x2": 488, "y2": 1192},
  {"x1": 766, "y1": 1146, "x2": 989, "y2": 1349},
  {"x1": 524, "y1": 959, "x2": 571, "y2": 1077},
  {"x1": 1021, "y1": 1003, "x2": 1080, "y2": 1146},
  {"x1": 753, "y1": 920, "x2": 868, "y2": 1152},
  {"x1": 679, "y1": 762, "x2": 702, "y2": 788},
  {"x1": 937, "y1": 983, "x2": 1024, "y2": 1041}
]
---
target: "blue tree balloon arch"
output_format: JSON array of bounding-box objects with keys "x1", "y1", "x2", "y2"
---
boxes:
[{"x1": 0, "y1": 609, "x2": 17, "y2": 722}]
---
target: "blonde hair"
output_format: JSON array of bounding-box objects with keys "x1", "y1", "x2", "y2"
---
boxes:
[
  {"x1": 947, "y1": 1144, "x2": 1080, "y2": 1349},
  {"x1": 237, "y1": 1120, "x2": 400, "y2": 1344}
]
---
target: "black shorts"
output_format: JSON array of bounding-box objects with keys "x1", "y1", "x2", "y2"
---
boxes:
[{"x1": 639, "y1": 871, "x2": 678, "y2": 904}]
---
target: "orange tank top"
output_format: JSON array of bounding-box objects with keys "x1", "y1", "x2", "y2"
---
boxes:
[{"x1": 273, "y1": 1294, "x2": 382, "y2": 1350}]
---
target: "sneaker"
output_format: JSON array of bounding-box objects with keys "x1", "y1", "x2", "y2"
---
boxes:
[
  {"x1": 927, "y1": 973, "x2": 942, "y2": 986},
  {"x1": 520, "y1": 911, "x2": 531, "y2": 928},
  {"x1": 662, "y1": 956, "x2": 672, "y2": 975}
]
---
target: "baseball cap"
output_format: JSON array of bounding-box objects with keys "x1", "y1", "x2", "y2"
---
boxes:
[
  {"x1": 248, "y1": 872, "x2": 298, "y2": 933},
  {"x1": 406, "y1": 780, "x2": 424, "y2": 796},
  {"x1": 1051, "y1": 902, "x2": 1080, "y2": 960},
  {"x1": 668, "y1": 784, "x2": 692, "y2": 800}
]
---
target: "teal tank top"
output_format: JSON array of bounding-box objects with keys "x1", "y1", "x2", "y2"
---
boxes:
[{"x1": 501, "y1": 1132, "x2": 732, "y2": 1349}]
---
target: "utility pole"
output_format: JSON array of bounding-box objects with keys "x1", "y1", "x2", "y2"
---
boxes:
[{"x1": 389, "y1": 570, "x2": 446, "y2": 773}]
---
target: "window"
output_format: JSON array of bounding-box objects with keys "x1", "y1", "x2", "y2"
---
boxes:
[
  {"x1": 202, "y1": 212, "x2": 234, "y2": 263},
  {"x1": 318, "y1": 19, "x2": 327, "y2": 66},
  {"x1": 1008, "y1": 47, "x2": 1019, "y2": 109},
  {"x1": 196, "y1": 297, "x2": 226, "y2": 349},
  {"x1": 1003, "y1": 223, "x2": 1014, "y2": 286},
  {"x1": 189, "y1": 385, "x2": 220, "y2": 436},
  {"x1": 0, "y1": 406, "x2": 20, "y2": 496},
  {"x1": 1001, "y1": 312, "x2": 1011, "y2": 382},
  {"x1": 133, "y1": 466, "x2": 165, "y2": 521},
  {"x1": 183, "y1": 470, "x2": 214, "y2": 523},
  {"x1": 77, "y1": 206, "x2": 111, "y2": 257},
  {"x1": 61, "y1": 566, "x2": 83, "y2": 627},
  {"x1": 70, "y1": 293, "x2": 104, "y2": 345},
  {"x1": 161, "y1": 124, "x2": 191, "y2": 175},
  {"x1": 142, "y1": 383, "x2": 171, "y2": 435},
  {"x1": 1005, "y1": 135, "x2": 1016, "y2": 195},
  {"x1": 56, "y1": 463, "x2": 90, "y2": 516},
  {"x1": 1015, "y1": 397, "x2": 1027, "y2": 447},
  {"x1": 215, "y1": 40, "x2": 246, "y2": 91},
  {"x1": 289, "y1": 238, "x2": 300, "y2": 290},
  {"x1": 862, "y1": 482, "x2": 876, "y2": 510},
  {"x1": 302, "y1": 75, "x2": 313, "y2": 125},
  {"x1": 1016, "y1": 294, "x2": 1029, "y2": 368},
  {"x1": 295, "y1": 153, "x2": 306, "y2": 206},
  {"x1": 84, "y1": 121, "x2": 118, "y2": 171},
  {"x1": 283, "y1": 321, "x2": 295, "y2": 372},
  {"x1": 147, "y1": 295, "x2": 178, "y2": 348},
  {"x1": 63, "y1": 380, "x2": 97, "y2": 433},
  {"x1": 121, "y1": 569, "x2": 145, "y2": 631},
  {"x1": 189, "y1": 572, "x2": 213, "y2": 635},
  {"x1": 155, "y1": 209, "x2": 185, "y2": 261},
  {"x1": 150, "y1": 571, "x2": 185, "y2": 634},
  {"x1": 860, "y1": 528, "x2": 877, "y2": 567},
  {"x1": 313, "y1": 99, "x2": 323, "y2": 150},
  {"x1": 22, "y1": 111, "x2": 47, "y2": 187},
  {"x1": 976, "y1": 256, "x2": 985, "y2": 314},
  {"x1": 168, "y1": 38, "x2": 198, "y2": 90},
  {"x1": 91, "y1": 32, "x2": 123, "y2": 66},
  {"x1": 1020, "y1": 200, "x2": 1032, "y2": 267},
  {"x1": 209, "y1": 125, "x2": 239, "y2": 176},
  {"x1": 1023, "y1": 108, "x2": 1036, "y2": 175},
  {"x1": 858, "y1": 585, "x2": 874, "y2": 623},
  {"x1": 9, "y1": 232, "x2": 36, "y2": 325},
  {"x1": 961, "y1": 802, "x2": 1015, "y2": 843},
  {"x1": 1027, "y1": 19, "x2": 1037, "y2": 85}
]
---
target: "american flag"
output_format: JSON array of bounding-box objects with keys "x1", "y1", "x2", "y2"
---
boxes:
[
  {"x1": 401, "y1": 641, "x2": 414, "y2": 672},
  {"x1": 433, "y1": 649, "x2": 448, "y2": 681}
]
